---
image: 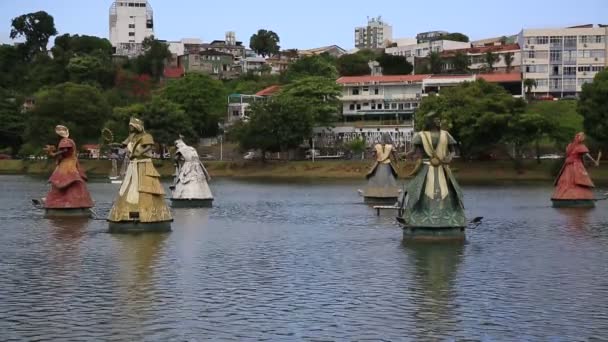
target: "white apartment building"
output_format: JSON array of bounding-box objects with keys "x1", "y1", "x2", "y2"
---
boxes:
[
  {"x1": 355, "y1": 16, "x2": 393, "y2": 49},
  {"x1": 518, "y1": 25, "x2": 608, "y2": 97},
  {"x1": 385, "y1": 40, "x2": 471, "y2": 72},
  {"x1": 440, "y1": 43, "x2": 522, "y2": 73},
  {"x1": 109, "y1": 0, "x2": 154, "y2": 57}
]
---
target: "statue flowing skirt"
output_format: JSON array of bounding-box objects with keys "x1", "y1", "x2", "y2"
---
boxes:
[
  {"x1": 45, "y1": 167, "x2": 93, "y2": 209},
  {"x1": 551, "y1": 161, "x2": 594, "y2": 200},
  {"x1": 364, "y1": 163, "x2": 399, "y2": 199},
  {"x1": 401, "y1": 164, "x2": 465, "y2": 228},
  {"x1": 108, "y1": 160, "x2": 172, "y2": 223},
  {"x1": 172, "y1": 162, "x2": 213, "y2": 200}
]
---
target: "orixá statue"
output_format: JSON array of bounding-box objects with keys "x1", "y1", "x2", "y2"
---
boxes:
[
  {"x1": 362, "y1": 133, "x2": 400, "y2": 203},
  {"x1": 43, "y1": 125, "x2": 94, "y2": 217},
  {"x1": 551, "y1": 132, "x2": 601, "y2": 208},
  {"x1": 398, "y1": 111, "x2": 466, "y2": 240},
  {"x1": 107, "y1": 117, "x2": 172, "y2": 232},
  {"x1": 171, "y1": 137, "x2": 214, "y2": 207}
]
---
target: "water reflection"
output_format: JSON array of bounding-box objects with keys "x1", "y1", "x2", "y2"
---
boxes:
[
  {"x1": 554, "y1": 207, "x2": 593, "y2": 230},
  {"x1": 403, "y1": 241, "x2": 464, "y2": 339},
  {"x1": 47, "y1": 217, "x2": 89, "y2": 242}
]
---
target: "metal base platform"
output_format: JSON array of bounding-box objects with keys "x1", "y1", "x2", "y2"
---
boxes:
[
  {"x1": 364, "y1": 196, "x2": 398, "y2": 205},
  {"x1": 108, "y1": 220, "x2": 172, "y2": 233},
  {"x1": 171, "y1": 198, "x2": 213, "y2": 208},
  {"x1": 402, "y1": 226, "x2": 466, "y2": 242},
  {"x1": 551, "y1": 199, "x2": 595, "y2": 208},
  {"x1": 44, "y1": 208, "x2": 93, "y2": 218}
]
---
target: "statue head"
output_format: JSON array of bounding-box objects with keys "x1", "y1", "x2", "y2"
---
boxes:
[
  {"x1": 381, "y1": 133, "x2": 393, "y2": 145},
  {"x1": 55, "y1": 125, "x2": 69, "y2": 138},
  {"x1": 424, "y1": 111, "x2": 441, "y2": 130},
  {"x1": 129, "y1": 117, "x2": 144, "y2": 133}
]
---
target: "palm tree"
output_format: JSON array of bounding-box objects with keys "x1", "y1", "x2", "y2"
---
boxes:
[
  {"x1": 484, "y1": 51, "x2": 500, "y2": 73},
  {"x1": 504, "y1": 52, "x2": 514, "y2": 73},
  {"x1": 523, "y1": 78, "x2": 537, "y2": 101}
]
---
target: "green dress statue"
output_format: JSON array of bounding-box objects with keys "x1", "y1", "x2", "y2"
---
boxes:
[{"x1": 399, "y1": 113, "x2": 466, "y2": 229}]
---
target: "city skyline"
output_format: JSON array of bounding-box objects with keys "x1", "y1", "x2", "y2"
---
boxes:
[{"x1": 0, "y1": 0, "x2": 606, "y2": 50}]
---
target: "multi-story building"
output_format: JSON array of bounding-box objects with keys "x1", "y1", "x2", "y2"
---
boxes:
[
  {"x1": 385, "y1": 40, "x2": 471, "y2": 73},
  {"x1": 355, "y1": 16, "x2": 393, "y2": 49},
  {"x1": 440, "y1": 43, "x2": 522, "y2": 73},
  {"x1": 226, "y1": 85, "x2": 280, "y2": 124},
  {"x1": 518, "y1": 25, "x2": 608, "y2": 97},
  {"x1": 416, "y1": 31, "x2": 449, "y2": 43},
  {"x1": 200, "y1": 32, "x2": 246, "y2": 61},
  {"x1": 109, "y1": 0, "x2": 154, "y2": 57},
  {"x1": 241, "y1": 56, "x2": 268, "y2": 74},
  {"x1": 179, "y1": 50, "x2": 236, "y2": 79}
]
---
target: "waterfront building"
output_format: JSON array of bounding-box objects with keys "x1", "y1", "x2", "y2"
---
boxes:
[
  {"x1": 109, "y1": 0, "x2": 154, "y2": 57},
  {"x1": 179, "y1": 50, "x2": 237, "y2": 79},
  {"x1": 226, "y1": 85, "x2": 280, "y2": 124},
  {"x1": 355, "y1": 16, "x2": 393, "y2": 49},
  {"x1": 518, "y1": 24, "x2": 608, "y2": 98},
  {"x1": 385, "y1": 40, "x2": 471, "y2": 73},
  {"x1": 439, "y1": 43, "x2": 522, "y2": 73}
]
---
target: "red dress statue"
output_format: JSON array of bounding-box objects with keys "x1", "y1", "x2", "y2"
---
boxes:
[
  {"x1": 44, "y1": 125, "x2": 94, "y2": 210},
  {"x1": 551, "y1": 132, "x2": 600, "y2": 207}
]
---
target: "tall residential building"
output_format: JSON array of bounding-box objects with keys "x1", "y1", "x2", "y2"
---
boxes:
[
  {"x1": 109, "y1": 0, "x2": 154, "y2": 57},
  {"x1": 355, "y1": 16, "x2": 393, "y2": 49},
  {"x1": 518, "y1": 25, "x2": 608, "y2": 97},
  {"x1": 385, "y1": 40, "x2": 471, "y2": 73}
]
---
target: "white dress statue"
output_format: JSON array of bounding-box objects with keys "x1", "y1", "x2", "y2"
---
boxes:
[{"x1": 171, "y1": 138, "x2": 214, "y2": 207}]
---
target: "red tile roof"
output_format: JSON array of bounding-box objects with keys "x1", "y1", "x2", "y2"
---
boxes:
[
  {"x1": 477, "y1": 73, "x2": 521, "y2": 83},
  {"x1": 428, "y1": 74, "x2": 475, "y2": 79},
  {"x1": 255, "y1": 85, "x2": 281, "y2": 96},
  {"x1": 163, "y1": 66, "x2": 184, "y2": 79},
  {"x1": 337, "y1": 75, "x2": 429, "y2": 84}
]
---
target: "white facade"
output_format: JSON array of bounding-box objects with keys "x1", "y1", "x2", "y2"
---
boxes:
[
  {"x1": 385, "y1": 40, "x2": 471, "y2": 70},
  {"x1": 242, "y1": 56, "x2": 267, "y2": 73},
  {"x1": 109, "y1": 0, "x2": 154, "y2": 57},
  {"x1": 168, "y1": 38, "x2": 203, "y2": 56},
  {"x1": 355, "y1": 16, "x2": 393, "y2": 49},
  {"x1": 518, "y1": 26, "x2": 608, "y2": 96}
]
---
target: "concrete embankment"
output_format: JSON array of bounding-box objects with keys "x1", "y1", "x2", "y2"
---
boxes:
[{"x1": 2, "y1": 159, "x2": 608, "y2": 185}]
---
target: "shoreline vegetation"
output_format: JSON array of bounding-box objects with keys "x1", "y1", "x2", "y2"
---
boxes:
[{"x1": 2, "y1": 159, "x2": 608, "y2": 185}]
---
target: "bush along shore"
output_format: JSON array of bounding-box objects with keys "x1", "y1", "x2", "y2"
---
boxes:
[{"x1": 3, "y1": 159, "x2": 608, "y2": 185}]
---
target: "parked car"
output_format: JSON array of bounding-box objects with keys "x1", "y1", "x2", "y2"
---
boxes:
[{"x1": 243, "y1": 151, "x2": 261, "y2": 160}]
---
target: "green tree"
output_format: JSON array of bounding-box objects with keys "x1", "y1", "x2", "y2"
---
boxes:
[
  {"x1": 282, "y1": 55, "x2": 338, "y2": 81},
  {"x1": 0, "y1": 44, "x2": 27, "y2": 90},
  {"x1": 133, "y1": 36, "x2": 171, "y2": 81},
  {"x1": 452, "y1": 51, "x2": 470, "y2": 74},
  {"x1": 579, "y1": 70, "x2": 608, "y2": 144},
  {"x1": 428, "y1": 51, "x2": 443, "y2": 74},
  {"x1": 442, "y1": 32, "x2": 469, "y2": 42},
  {"x1": 10, "y1": 11, "x2": 57, "y2": 59},
  {"x1": 141, "y1": 97, "x2": 198, "y2": 146},
  {"x1": 161, "y1": 73, "x2": 226, "y2": 137},
  {"x1": 523, "y1": 78, "x2": 537, "y2": 100},
  {"x1": 503, "y1": 52, "x2": 514, "y2": 73},
  {"x1": 52, "y1": 34, "x2": 113, "y2": 63},
  {"x1": 416, "y1": 80, "x2": 525, "y2": 159},
  {"x1": 249, "y1": 29, "x2": 280, "y2": 57},
  {"x1": 337, "y1": 53, "x2": 370, "y2": 76},
  {"x1": 376, "y1": 53, "x2": 413, "y2": 75},
  {"x1": 527, "y1": 100, "x2": 582, "y2": 147},
  {"x1": 278, "y1": 76, "x2": 341, "y2": 126},
  {"x1": 347, "y1": 137, "x2": 366, "y2": 160},
  {"x1": 233, "y1": 96, "x2": 314, "y2": 159},
  {"x1": 104, "y1": 103, "x2": 146, "y2": 143},
  {"x1": 0, "y1": 89, "x2": 25, "y2": 155},
  {"x1": 484, "y1": 51, "x2": 500, "y2": 73},
  {"x1": 67, "y1": 55, "x2": 115, "y2": 88},
  {"x1": 25, "y1": 82, "x2": 111, "y2": 146},
  {"x1": 503, "y1": 112, "x2": 556, "y2": 169}
]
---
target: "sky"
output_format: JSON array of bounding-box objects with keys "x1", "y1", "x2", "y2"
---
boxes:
[{"x1": 0, "y1": 0, "x2": 606, "y2": 50}]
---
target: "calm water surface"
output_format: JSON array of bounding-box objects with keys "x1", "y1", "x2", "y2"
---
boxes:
[{"x1": 1, "y1": 175, "x2": 608, "y2": 341}]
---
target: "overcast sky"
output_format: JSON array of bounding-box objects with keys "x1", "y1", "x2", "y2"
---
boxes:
[{"x1": 0, "y1": 0, "x2": 606, "y2": 49}]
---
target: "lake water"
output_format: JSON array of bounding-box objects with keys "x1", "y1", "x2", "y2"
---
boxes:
[{"x1": 1, "y1": 175, "x2": 608, "y2": 341}]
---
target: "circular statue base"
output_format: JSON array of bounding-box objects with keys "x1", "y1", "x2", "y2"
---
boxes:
[
  {"x1": 171, "y1": 198, "x2": 213, "y2": 208},
  {"x1": 551, "y1": 199, "x2": 595, "y2": 208},
  {"x1": 45, "y1": 208, "x2": 92, "y2": 218},
  {"x1": 364, "y1": 196, "x2": 398, "y2": 205},
  {"x1": 108, "y1": 220, "x2": 172, "y2": 234},
  {"x1": 402, "y1": 226, "x2": 466, "y2": 242}
]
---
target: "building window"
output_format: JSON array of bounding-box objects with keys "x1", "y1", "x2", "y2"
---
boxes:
[
  {"x1": 352, "y1": 88, "x2": 359, "y2": 95},
  {"x1": 551, "y1": 65, "x2": 561, "y2": 76},
  {"x1": 128, "y1": 24, "x2": 135, "y2": 28},
  {"x1": 391, "y1": 103, "x2": 397, "y2": 109},
  {"x1": 590, "y1": 50, "x2": 605, "y2": 58},
  {"x1": 595, "y1": 35, "x2": 605, "y2": 44},
  {"x1": 374, "y1": 88, "x2": 379, "y2": 95},
  {"x1": 363, "y1": 102, "x2": 369, "y2": 107},
  {"x1": 356, "y1": 104, "x2": 361, "y2": 110},
  {"x1": 536, "y1": 79, "x2": 548, "y2": 87},
  {"x1": 564, "y1": 66, "x2": 576, "y2": 75},
  {"x1": 564, "y1": 36, "x2": 577, "y2": 47},
  {"x1": 550, "y1": 36, "x2": 562, "y2": 44},
  {"x1": 549, "y1": 50, "x2": 561, "y2": 62},
  {"x1": 377, "y1": 103, "x2": 382, "y2": 110},
  {"x1": 591, "y1": 66, "x2": 605, "y2": 72},
  {"x1": 578, "y1": 66, "x2": 591, "y2": 72},
  {"x1": 128, "y1": 32, "x2": 135, "y2": 36},
  {"x1": 578, "y1": 50, "x2": 591, "y2": 58},
  {"x1": 579, "y1": 36, "x2": 590, "y2": 44},
  {"x1": 398, "y1": 103, "x2": 404, "y2": 110},
  {"x1": 362, "y1": 87, "x2": 369, "y2": 92},
  {"x1": 349, "y1": 104, "x2": 355, "y2": 110},
  {"x1": 233, "y1": 110, "x2": 240, "y2": 117},
  {"x1": 371, "y1": 103, "x2": 376, "y2": 110}
]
